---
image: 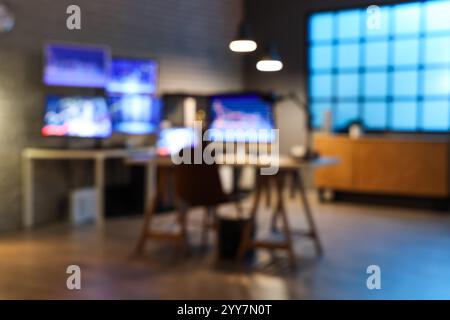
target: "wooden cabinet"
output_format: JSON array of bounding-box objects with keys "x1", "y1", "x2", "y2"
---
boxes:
[{"x1": 314, "y1": 133, "x2": 450, "y2": 198}]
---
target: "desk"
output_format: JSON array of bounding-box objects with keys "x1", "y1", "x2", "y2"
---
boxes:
[
  {"x1": 127, "y1": 153, "x2": 338, "y2": 264},
  {"x1": 238, "y1": 157, "x2": 337, "y2": 266},
  {"x1": 22, "y1": 148, "x2": 156, "y2": 228}
]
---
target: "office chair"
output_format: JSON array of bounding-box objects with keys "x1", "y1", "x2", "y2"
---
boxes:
[
  {"x1": 172, "y1": 149, "x2": 245, "y2": 249},
  {"x1": 134, "y1": 147, "x2": 245, "y2": 256}
]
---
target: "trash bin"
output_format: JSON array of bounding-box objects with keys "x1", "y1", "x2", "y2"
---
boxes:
[{"x1": 217, "y1": 216, "x2": 255, "y2": 261}]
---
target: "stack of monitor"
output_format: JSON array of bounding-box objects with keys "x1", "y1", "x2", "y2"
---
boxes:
[
  {"x1": 42, "y1": 43, "x2": 161, "y2": 138},
  {"x1": 41, "y1": 42, "x2": 277, "y2": 151}
]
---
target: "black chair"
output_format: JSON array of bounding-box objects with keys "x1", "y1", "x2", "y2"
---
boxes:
[{"x1": 135, "y1": 147, "x2": 244, "y2": 255}]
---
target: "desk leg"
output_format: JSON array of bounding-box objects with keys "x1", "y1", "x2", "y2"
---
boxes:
[
  {"x1": 135, "y1": 160, "x2": 157, "y2": 255},
  {"x1": 296, "y1": 171, "x2": 323, "y2": 255},
  {"x1": 134, "y1": 193, "x2": 157, "y2": 255},
  {"x1": 95, "y1": 157, "x2": 105, "y2": 227},
  {"x1": 237, "y1": 174, "x2": 263, "y2": 263},
  {"x1": 264, "y1": 177, "x2": 272, "y2": 208},
  {"x1": 274, "y1": 173, "x2": 296, "y2": 267},
  {"x1": 144, "y1": 161, "x2": 157, "y2": 212},
  {"x1": 22, "y1": 157, "x2": 34, "y2": 228}
]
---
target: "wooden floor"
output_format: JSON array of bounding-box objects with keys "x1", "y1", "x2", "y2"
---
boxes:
[{"x1": 1, "y1": 192, "x2": 450, "y2": 299}]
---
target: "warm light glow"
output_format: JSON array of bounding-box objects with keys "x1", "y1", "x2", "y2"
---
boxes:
[
  {"x1": 229, "y1": 40, "x2": 257, "y2": 53},
  {"x1": 256, "y1": 60, "x2": 283, "y2": 72}
]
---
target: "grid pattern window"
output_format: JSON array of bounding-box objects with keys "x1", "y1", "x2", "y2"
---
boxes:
[{"x1": 307, "y1": 0, "x2": 450, "y2": 132}]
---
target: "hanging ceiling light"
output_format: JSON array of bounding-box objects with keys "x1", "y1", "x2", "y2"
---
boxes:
[
  {"x1": 229, "y1": 22, "x2": 257, "y2": 53},
  {"x1": 256, "y1": 44, "x2": 283, "y2": 72}
]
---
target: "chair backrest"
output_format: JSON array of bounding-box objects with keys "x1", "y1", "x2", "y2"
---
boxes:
[{"x1": 173, "y1": 148, "x2": 227, "y2": 207}]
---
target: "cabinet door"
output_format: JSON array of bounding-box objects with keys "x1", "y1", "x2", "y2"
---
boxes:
[
  {"x1": 353, "y1": 140, "x2": 449, "y2": 197},
  {"x1": 314, "y1": 134, "x2": 354, "y2": 190}
]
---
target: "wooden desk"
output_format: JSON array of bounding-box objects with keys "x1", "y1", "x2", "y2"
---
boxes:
[
  {"x1": 22, "y1": 148, "x2": 156, "y2": 228},
  {"x1": 230, "y1": 156, "x2": 338, "y2": 266},
  {"x1": 127, "y1": 153, "x2": 338, "y2": 265}
]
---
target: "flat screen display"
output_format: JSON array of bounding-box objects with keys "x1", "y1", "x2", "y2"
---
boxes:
[
  {"x1": 156, "y1": 128, "x2": 199, "y2": 156},
  {"x1": 42, "y1": 95, "x2": 112, "y2": 138},
  {"x1": 208, "y1": 94, "x2": 276, "y2": 143},
  {"x1": 108, "y1": 94, "x2": 161, "y2": 135},
  {"x1": 43, "y1": 43, "x2": 110, "y2": 88},
  {"x1": 107, "y1": 57, "x2": 158, "y2": 94}
]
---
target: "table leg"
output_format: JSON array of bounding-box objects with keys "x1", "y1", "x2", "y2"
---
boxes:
[
  {"x1": 22, "y1": 157, "x2": 34, "y2": 228},
  {"x1": 144, "y1": 161, "x2": 157, "y2": 212},
  {"x1": 94, "y1": 157, "x2": 105, "y2": 227},
  {"x1": 237, "y1": 174, "x2": 263, "y2": 262},
  {"x1": 264, "y1": 177, "x2": 272, "y2": 208},
  {"x1": 270, "y1": 176, "x2": 280, "y2": 232},
  {"x1": 134, "y1": 194, "x2": 157, "y2": 255},
  {"x1": 296, "y1": 171, "x2": 323, "y2": 255},
  {"x1": 176, "y1": 203, "x2": 189, "y2": 255},
  {"x1": 274, "y1": 173, "x2": 296, "y2": 267}
]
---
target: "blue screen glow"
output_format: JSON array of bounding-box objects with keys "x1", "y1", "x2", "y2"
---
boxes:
[
  {"x1": 43, "y1": 96, "x2": 112, "y2": 138},
  {"x1": 107, "y1": 57, "x2": 158, "y2": 94},
  {"x1": 44, "y1": 43, "x2": 110, "y2": 88},
  {"x1": 208, "y1": 95, "x2": 276, "y2": 143},
  {"x1": 108, "y1": 94, "x2": 161, "y2": 135}
]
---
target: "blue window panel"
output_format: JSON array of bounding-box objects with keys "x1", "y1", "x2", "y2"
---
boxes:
[
  {"x1": 337, "y1": 73, "x2": 359, "y2": 97},
  {"x1": 309, "y1": 74, "x2": 333, "y2": 98},
  {"x1": 364, "y1": 5, "x2": 390, "y2": 38},
  {"x1": 309, "y1": 12, "x2": 334, "y2": 42},
  {"x1": 425, "y1": 0, "x2": 450, "y2": 32},
  {"x1": 334, "y1": 102, "x2": 360, "y2": 130},
  {"x1": 364, "y1": 40, "x2": 389, "y2": 68},
  {"x1": 393, "y1": 70, "x2": 418, "y2": 97},
  {"x1": 424, "y1": 36, "x2": 450, "y2": 65},
  {"x1": 337, "y1": 43, "x2": 360, "y2": 69},
  {"x1": 310, "y1": 102, "x2": 332, "y2": 128},
  {"x1": 424, "y1": 69, "x2": 450, "y2": 96},
  {"x1": 393, "y1": 3, "x2": 421, "y2": 35},
  {"x1": 363, "y1": 102, "x2": 388, "y2": 129},
  {"x1": 422, "y1": 100, "x2": 450, "y2": 131},
  {"x1": 309, "y1": 44, "x2": 333, "y2": 70},
  {"x1": 392, "y1": 101, "x2": 418, "y2": 131},
  {"x1": 393, "y1": 38, "x2": 419, "y2": 66},
  {"x1": 337, "y1": 9, "x2": 361, "y2": 40},
  {"x1": 364, "y1": 72, "x2": 388, "y2": 97}
]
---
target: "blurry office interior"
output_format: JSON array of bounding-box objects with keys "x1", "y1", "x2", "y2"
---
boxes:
[{"x1": 0, "y1": 0, "x2": 450, "y2": 299}]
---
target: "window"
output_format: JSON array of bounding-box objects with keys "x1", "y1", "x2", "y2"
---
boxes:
[{"x1": 308, "y1": 0, "x2": 450, "y2": 132}]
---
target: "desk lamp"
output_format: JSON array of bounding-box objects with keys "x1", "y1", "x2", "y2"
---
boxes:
[{"x1": 271, "y1": 92, "x2": 318, "y2": 160}]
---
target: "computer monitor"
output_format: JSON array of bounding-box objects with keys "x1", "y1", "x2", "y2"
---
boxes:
[
  {"x1": 43, "y1": 43, "x2": 110, "y2": 88},
  {"x1": 156, "y1": 128, "x2": 199, "y2": 156},
  {"x1": 208, "y1": 94, "x2": 276, "y2": 143},
  {"x1": 108, "y1": 94, "x2": 162, "y2": 135},
  {"x1": 107, "y1": 57, "x2": 158, "y2": 94},
  {"x1": 42, "y1": 95, "x2": 112, "y2": 138}
]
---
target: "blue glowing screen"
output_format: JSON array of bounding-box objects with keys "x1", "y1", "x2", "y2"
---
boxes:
[
  {"x1": 208, "y1": 95, "x2": 276, "y2": 143},
  {"x1": 107, "y1": 58, "x2": 158, "y2": 94},
  {"x1": 108, "y1": 94, "x2": 161, "y2": 135},
  {"x1": 44, "y1": 43, "x2": 110, "y2": 88},
  {"x1": 43, "y1": 96, "x2": 112, "y2": 138}
]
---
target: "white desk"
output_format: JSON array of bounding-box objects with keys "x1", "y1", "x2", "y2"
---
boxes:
[{"x1": 22, "y1": 148, "x2": 156, "y2": 228}]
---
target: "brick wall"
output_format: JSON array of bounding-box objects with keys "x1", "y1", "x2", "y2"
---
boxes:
[{"x1": 0, "y1": 0, "x2": 243, "y2": 231}]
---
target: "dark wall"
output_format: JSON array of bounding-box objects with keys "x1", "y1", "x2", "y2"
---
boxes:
[{"x1": 0, "y1": 0, "x2": 243, "y2": 231}]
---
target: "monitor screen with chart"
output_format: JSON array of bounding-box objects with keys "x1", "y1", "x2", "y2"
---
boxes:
[{"x1": 208, "y1": 94, "x2": 276, "y2": 143}]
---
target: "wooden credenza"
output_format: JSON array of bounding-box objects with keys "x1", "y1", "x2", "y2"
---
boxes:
[{"x1": 313, "y1": 133, "x2": 450, "y2": 198}]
